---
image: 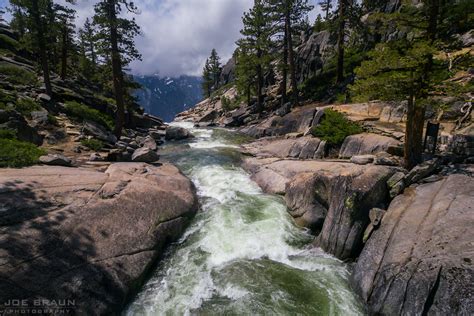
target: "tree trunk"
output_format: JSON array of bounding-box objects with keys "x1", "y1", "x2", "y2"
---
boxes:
[
  {"x1": 280, "y1": 28, "x2": 288, "y2": 105},
  {"x1": 285, "y1": 7, "x2": 298, "y2": 106},
  {"x1": 108, "y1": 0, "x2": 125, "y2": 139},
  {"x1": 60, "y1": 28, "x2": 68, "y2": 81},
  {"x1": 256, "y1": 47, "x2": 264, "y2": 114},
  {"x1": 89, "y1": 34, "x2": 97, "y2": 67},
  {"x1": 404, "y1": 95, "x2": 425, "y2": 169},
  {"x1": 31, "y1": 0, "x2": 52, "y2": 96},
  {"x1": 247, "y1": 84, "x2": 251, "y2": 106},
  {"x1": 325, "y1": 0, "x2": 330, "y2": 20},
  {"x1": 336, "y1": 0, "x2": 346, "y2": 84}
]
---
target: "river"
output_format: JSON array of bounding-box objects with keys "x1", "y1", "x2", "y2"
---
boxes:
[{"x1": 125, "y1": 122, "x2": 364, "y2": 315}]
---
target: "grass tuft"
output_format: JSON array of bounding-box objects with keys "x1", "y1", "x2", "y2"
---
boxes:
[{"x1": 64, "y1": 101, "x2": 114, "y2": 131}]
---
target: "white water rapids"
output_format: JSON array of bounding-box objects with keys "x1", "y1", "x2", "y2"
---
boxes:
[{"x1": 125, "y1": 122, "x2": 364, "y2": 315}]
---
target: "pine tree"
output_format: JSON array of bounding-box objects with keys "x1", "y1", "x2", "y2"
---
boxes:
[
  {"x1": 313, "y1": 14, "x2": 326, "y2": 32},
  {"x1": 93, "y1": 0, "x2": 141, "y2": 138},
  {"x1": 266, "y1": 0, "x2": 313, "y2": 107},
  {"x1": 54, "y1": 3, "x2": 76, "y2": 80},
  {"x1": 235, "y1": 44, "x2": 256, "y2": 106},
  {"x1": 319, "y1": 0, "x2": 333, "y2": 20},
  {"x1": 201, "y1": 58, "x2": 213, "y2": 98},
  {"x1": 350, "y1": 0, "x2": 448, "y2": 169},
  {"x1": 9, "y1": 6, "x2": 27, "y2": 38},
  {"x1": 82, "y1": 18, "x2": 97, "y2": 67},
  {"x1": 78, "y1": 18, "x2": 99, "y2": 80},
  {"x1": 335, "y1": 0, "x2": 347, "y2": 84},
  {"x1": 238, "y1": 0, "x2": 273, "y2": 113},
  {"x1": 9, "y1": 0, "x2": 55, "y2": 96},
  {"x1": 208, "y1": 49, "x2": 222, "y2": 90}
]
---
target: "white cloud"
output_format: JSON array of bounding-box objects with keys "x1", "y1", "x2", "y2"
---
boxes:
[
  {"x1": 3, "y1": 0, "x2": 322, "y2": 76},
  {"x1": 128, "y1": 0, "x2": 254, "y2": 76}
]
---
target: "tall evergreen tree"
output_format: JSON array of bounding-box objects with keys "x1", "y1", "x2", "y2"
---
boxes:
[
  {"x1": 54, "y1": 4, "x2": 76, "y2": 80},
  {"x1": 239, "y1": 0, "x2": 273, "y2": 113},
  {"x1": 9, "y1": 0, "x2": 54, "y2": 96},
  {"x1": 201, "y1": 58, "x2": 213, "y2": 98},
  {"x1": 350, "y1": 0, "x2": 450, "y2": 169},
  {"x1": 93, "y1": 0, "x2": 141, "y2": 138},
  {"x1": 267, "y1": 0, "x2": 313, "y2": 107},
  {"x1": 208, "y1": 49, "x2": 222, "y2": 90},
  {"x1": 335, "y1": 0, "x2": 347, "y2": 84},
  {"x1": 82, "y1": 18, "x2": 97, "y2": 67},
  {"x1": 235, "y1": 44, "x2": 256, "y2": 106},
  {"x1": 319, "y1": 0, "x2": 333, "y2": 20}
]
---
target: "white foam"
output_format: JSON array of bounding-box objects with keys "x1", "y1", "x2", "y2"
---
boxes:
[{"x1": 126, "y1": 125, "x2": 364, "y2": 316}]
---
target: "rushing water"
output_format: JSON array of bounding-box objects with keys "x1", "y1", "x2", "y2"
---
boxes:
[{"x1": 125, "y1": 122, "x2": 364, "y2": 315}]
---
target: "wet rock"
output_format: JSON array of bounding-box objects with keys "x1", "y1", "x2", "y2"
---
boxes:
[
  {"x1": 149, "y1": 129, "x2": 166, "y2": 140},
  {"x1": 340, "y1": 133, "x2": 401, "y2": 159},
  {"x1": 0, "y1": 163, "x2": 198, "y2": 315},
  {"x1": 39, "y1": 154, "x2": 72, "y2": 167},
  {"x1": 315, "y1": 166, "x2": 395, "y2": 259},
  {"x1": 131, "y1": 147, "x2": 159, "y2": 163},
  {"x1": 243, "y1": 158, "x2": 396, "y2": 257},
  {"x1": 352, "y1": 174, "x2": 474, "y2": 315},
  {"x1": 165, "y1": 126, "x2": 193, "y2": 141}
]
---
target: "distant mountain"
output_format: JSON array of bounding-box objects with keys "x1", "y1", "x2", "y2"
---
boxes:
[{"x1": 134, "y1": 75, "x2": 202, "y2": 122}]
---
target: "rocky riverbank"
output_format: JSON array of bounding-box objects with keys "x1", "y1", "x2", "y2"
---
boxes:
[
  {"x1": 176, "y1": 91, "x2": 473, "y2": 314},
  {"x1": 0, "y1": 22, "x2": 201, "y2": 315},
  {"x1": 241, "y1": 136, "x2": 473, "y2": 314},
  {"x1": 0, "y1": 163, "x2": 198, "y2": 314}
]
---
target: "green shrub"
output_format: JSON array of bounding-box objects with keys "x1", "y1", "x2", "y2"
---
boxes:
[
  {"x1": 0, "y1": 89, "x2": 16, "y2": 104},
  {"x1": 311, "y1": 109, "x2": 363, "y2": 146},
  {"x1": 221, "y1": 96, "x2": 239, "y2": 112},
  {"x1": 15, "y1": 97, "x2": 40, "y2": 116},
  {"x1": 0, "y1": 138, "x2": 46, "y2": 168},
  {"x1": 64, "y1": 101, "x2": 114, "y2": 130},
  {"x1": 81, "y1": 139, "x2": 103, "y2": 151},
  {"x1": 0, "y1": 129, "x2": 17, "y2": 140},
  {"x1": 0, "y1": 62, "x2": 38, "y2": 86},
  {"x1": 0, "y1": 34, "x2": 20, "y2": 53},
  {"x1": 47, "y1": 114, "x2": 58, "y2": 125}
]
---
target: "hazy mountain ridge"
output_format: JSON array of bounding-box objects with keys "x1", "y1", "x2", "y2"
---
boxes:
[{"x1": 134, "y1": 75, "x2": 202, "y2": 122}]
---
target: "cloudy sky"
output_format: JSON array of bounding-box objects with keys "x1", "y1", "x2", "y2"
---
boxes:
[{"x1": 0, "y1": 0, "x2": 321, "y2": 77}]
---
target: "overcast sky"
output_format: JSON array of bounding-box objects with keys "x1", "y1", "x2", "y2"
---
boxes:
[{"x1": 0, "y1": 0, "x2": 321, "y2": 77}]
